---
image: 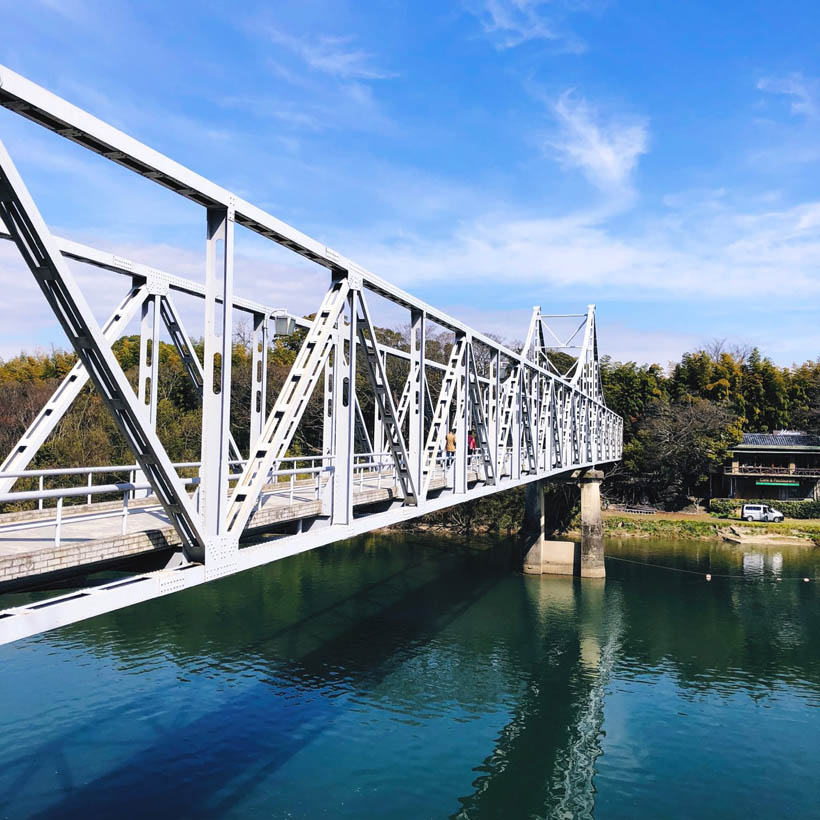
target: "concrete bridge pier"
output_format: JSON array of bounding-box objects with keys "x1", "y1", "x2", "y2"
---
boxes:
[
  {"x1": 522, "y1": 480, "x2": 576, "y2": 576},
  {"x1": 578, "y1": 469, "x2": 605, "y2": 578},
  {"x1": 523, "y1": 470, "x2": 606, "y2": 578}
]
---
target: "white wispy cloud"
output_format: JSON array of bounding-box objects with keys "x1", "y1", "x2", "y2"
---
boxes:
[
  {"x1": 218, "y1": 79, "x2": 393, "y2": 136},
  {"x1": 547, "y1": 90, "x2": 648, "y2": 192},
  {"x1": 0, "y1": 229, "x2": 326, "y2": 360},
  {"x1": 468, "y1": 0, "x2": 594, "y2": 52},
  {"x1": 228, "y1": 24, "x2": 396, "y2": 136},
  {"x1": 266, "y1": 27, "x2": 395, "y2": 80},
  {"x1": 757, "y1": 73, "x2": 819, "y2": 118},
  {"x1": 4, "y1": 185, "x2": 820, "y2": 366},
  {"x1": 337, "y1": 190, "x2": 820, "y2": 308},
  {"x1": 28, "y1": 0, "x2": 89, "y2": 22}
]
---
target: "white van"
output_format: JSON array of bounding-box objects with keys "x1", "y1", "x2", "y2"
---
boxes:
[{"x1": 741, "y1": 503, "x2": 784, "y2": 523}]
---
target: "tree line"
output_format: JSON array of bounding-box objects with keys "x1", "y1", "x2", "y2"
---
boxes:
[
  {"x1": 0, "y1": 320, "x2": 455, "y2": 498},
  {"x1": 601, "y1": 343, "x2": 820, "y2": 505},
  {"x1": 2, "y1": 325, "x2": 820, "y2": 526}
]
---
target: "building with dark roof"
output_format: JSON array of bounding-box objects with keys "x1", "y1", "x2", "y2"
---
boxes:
[{"x1": 721, "y1": 431, "x2": 820, "y2": 500}]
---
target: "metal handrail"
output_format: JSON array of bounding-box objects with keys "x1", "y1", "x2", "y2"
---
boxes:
[
  {"x1": 0, "y1": 459, "x2": 245, "y2": 479},
  {"x1": 0, "y1": 477, "x2": 197, "y2": 549},
  {"x1": 725, "y1": 465, "x2": 820, "y2": 477}
]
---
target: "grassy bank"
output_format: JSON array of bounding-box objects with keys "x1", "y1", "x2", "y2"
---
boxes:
[{"x1": 594, "y1": 511, "x2": 820, "y2": 544}]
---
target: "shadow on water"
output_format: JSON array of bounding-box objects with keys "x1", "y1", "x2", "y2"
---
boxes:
[{"x1": 15, "y1": 535, "x2": 527, "y2": 818}]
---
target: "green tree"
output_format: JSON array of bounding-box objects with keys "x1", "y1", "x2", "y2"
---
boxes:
[{"x1": 627, "y1": 398, "x2": 741, "y2": 503}]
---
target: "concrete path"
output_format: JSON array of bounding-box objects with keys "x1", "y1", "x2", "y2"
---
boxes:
[{"x1": 0, "y1": 469, "x2": 466, "y2": 586}]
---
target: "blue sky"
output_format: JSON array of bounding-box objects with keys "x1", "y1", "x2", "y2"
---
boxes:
[{"x1": 1, "y1": 0, "x2": 819, "y2": 366}]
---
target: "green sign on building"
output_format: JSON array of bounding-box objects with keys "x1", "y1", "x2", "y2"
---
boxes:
[{"x1": 755, "y1": 480, "x2": 800, "y2": 486}]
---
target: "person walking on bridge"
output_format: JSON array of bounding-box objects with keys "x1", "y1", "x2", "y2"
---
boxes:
[{"x1": 445, "y1": 428, "x2": 457, "y2": 467}]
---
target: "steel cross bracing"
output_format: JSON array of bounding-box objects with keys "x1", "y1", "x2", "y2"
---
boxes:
[
  {"x1": 354, "y1": 290, "x2": 418, "y2": 505},
  {"x1": 0, "y1": 139, "x2": 207, "y2": 556},
  {"x1": 466, "y1": 345, "x2": 496, "y2": 485},
  {"x1": 0, "y1": 65, "x2": 623, "y2": 644}
]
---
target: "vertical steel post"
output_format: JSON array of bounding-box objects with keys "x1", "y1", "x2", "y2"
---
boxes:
[
  {"x1": 138, "y1": 297, "x2": 151, "y2": 419},
  {"x1": 323, "y1": 352, "x2": 334, "y2": 462},
  {"x1": 454, "y1": 335, "x2": 469, "y2": 494},
  {"x1": 371, "y1": 337, "x2": 388, "y2": 460},
  {"x1": 537, "y1": 374, "x2": 546, "y2": 471},
  {"x1": 512, "y1": 368, "x2": 522, "y2": 480},
  {"x1": 149, "y1": 296, "x2": 160, "y2": 426},
  {"x1": 527, "y1": 368, "x2": 538, "y2": 470},
  {"x1": 540, "y1": 374, "x2": 549, "y2": 471},
  {"x1": 409, "y1": 308, "x2": 426, "y2": 494},
  {"x1": 532, "y1": 372, "x2": 540, "y2": 470},
  {"x1": 138, "y1": 294, "x2": 161, "y2": 427},
  {"x1": 373, "y1": 403, "x2": 384, "y2": 460},
  {"x1": 371, "y1": 338, "x2": 385, "y2": 459},
  {"x1": 250, "y1": 311, "x2": 269, "y2": 450},
  {"x1": 200, "y1": 205, "x2": 235, "y2": 544},
  {"x1": 331, "y1": 288, "x2": 357, "y2": 525},
  {"x1": 489, "y1": 349, "x2": 500, "y2": 479},
  {"x1": 546, "y1": 380, "x2": 554, "y2": 470}
]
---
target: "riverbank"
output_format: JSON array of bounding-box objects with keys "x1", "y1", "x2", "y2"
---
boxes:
[
  {"x1": 385, "y1": 501, "x2": 820, "y2": 546},
  {"x1": 590, "y1": 510, "x2": 820, "y2": 546}
]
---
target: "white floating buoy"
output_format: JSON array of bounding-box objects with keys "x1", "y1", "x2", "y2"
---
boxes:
[
  {"x1": 804, "y1": 578, "x2": 810, "y2": 583},
  {"x1": 705, "y1": 573, "x2": 712, "y2": 581}
]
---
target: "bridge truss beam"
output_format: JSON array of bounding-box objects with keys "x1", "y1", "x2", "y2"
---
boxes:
[{"x1": 0, "y1": 65, "x2": 623, "y2": 643}]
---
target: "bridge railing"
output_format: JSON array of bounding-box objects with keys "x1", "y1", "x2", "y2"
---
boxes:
[
  {"x1": 0, "y1": 460, "x2": 241, "y2": 511},
  {"x1": 0, "y1": 480, "x2": 194, "y2": 550},
  {"x1": 0, "y1": 450, "x2": 403, "y2": 537}
]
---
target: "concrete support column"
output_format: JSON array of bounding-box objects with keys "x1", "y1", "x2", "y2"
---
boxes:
[
  {"x1": 579, "y1": 469, "x2": 605, "y2": 578},
  {"x1": 523, "y1": 470, "x2": 606, "y2": 577},
  {"x1": 522, "y1": 479, "x2": 577, "y2": 576}
]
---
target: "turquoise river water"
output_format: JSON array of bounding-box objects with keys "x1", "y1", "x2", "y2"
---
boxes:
[{"x1": 1, "y1": 533, "x2": 819, "y2": 819}]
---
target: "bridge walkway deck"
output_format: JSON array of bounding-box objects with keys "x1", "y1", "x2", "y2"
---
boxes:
[{"x1": 0, "y1": 469, "x2": 470, "y2": 588}]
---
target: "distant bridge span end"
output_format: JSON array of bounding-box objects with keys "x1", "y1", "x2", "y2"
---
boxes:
[{"x1": 0, "y1": 65, "x2": 622, "y2": 644}]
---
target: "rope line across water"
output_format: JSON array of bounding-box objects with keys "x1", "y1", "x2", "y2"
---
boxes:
[{"x1": 604, "y1": 553, "x2": 815, "y2": 582}]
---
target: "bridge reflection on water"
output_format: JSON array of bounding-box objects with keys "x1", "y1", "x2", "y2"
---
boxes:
[{"x1": 1, "y1": 533, "x2": 819, "y2": 819}]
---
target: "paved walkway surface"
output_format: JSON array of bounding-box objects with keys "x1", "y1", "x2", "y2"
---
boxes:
[{"x1": 0, "y1": 469, "x2": 464, "y2": 586}]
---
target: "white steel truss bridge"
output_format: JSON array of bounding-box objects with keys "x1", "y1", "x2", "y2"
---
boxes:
[{"x1": 0, "y1": 66, "x2": 622, "y2": 644}]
